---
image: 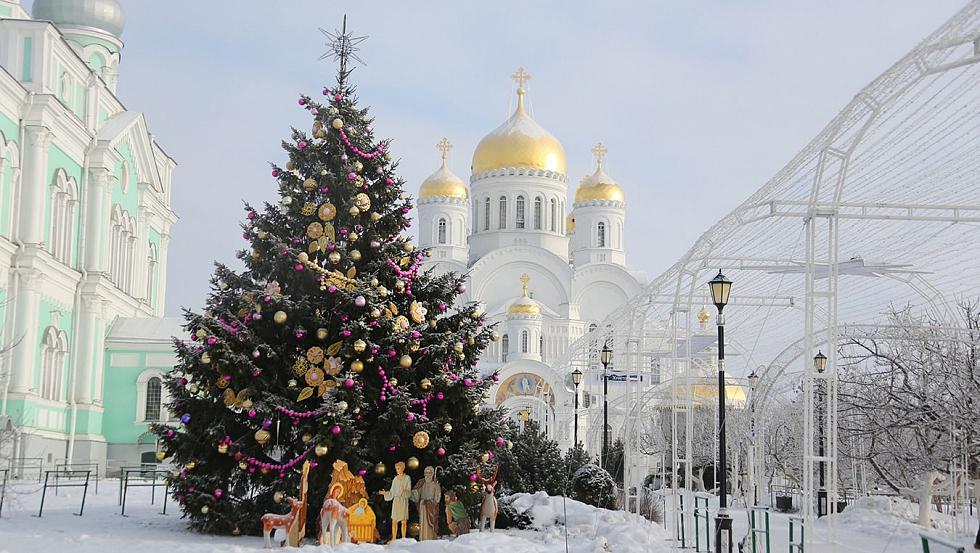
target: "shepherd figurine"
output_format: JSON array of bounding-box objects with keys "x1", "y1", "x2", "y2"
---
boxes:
[
  {"x1": 319, "y1": 483, "x2": 351, "y2": 546},
  {"x1": 476, "y1": 465, "x2": 499, "y2": 532},
  {"x1": 261, "y1": 496, "x2": 304, "y2": 548}
]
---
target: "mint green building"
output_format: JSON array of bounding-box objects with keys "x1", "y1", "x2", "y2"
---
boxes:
[{"x1": 0, "y1": 0, "x2": 181, "y2": 473}]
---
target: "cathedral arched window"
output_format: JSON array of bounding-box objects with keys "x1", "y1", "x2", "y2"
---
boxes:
[
  {"x1": 136, "y1": 369, "x2": 170, "y2": 422},
  {"x1": 145, "y1": 377, "x2": 162, "y2": 421},
  {"x1": 515, "y1": 196, "x2": 526, "y2": 229},
  {"x1": 438, "y1": 218, "x2": 447, "y2": 244},
  {"x1": 597, "y1": 222, "x2": 606, "y2": 247},
  {"x1": 50, "y1": 170, "x2": 78, "y2": 265},
  {"x1": 498, "y1": 196, "x2": 507, "y2": 229},
  {"x1": 533, "y1": 197, "x2": 542, "y2": 230},
  {"x1": 501, "y1": 334, "x2": 509, "y2": 362},
  {"x1": 40, "y1": 326, "x2": 67, "y2": 401},
  {"x1": 521, "y1": 330, "x2": 529, "y2": 353},
  {"x1": 539, "y1": 335, "x2": 544, "y2": 360},
  {"x1": 484, "y1": 198, "x2": 490, "y2": 231},
  {"x1": 550, "y1": 199, "x2": 556, "y2": 232},
  {"x1": 110, "y1": 205, "x2": 137, "y2": 294}
]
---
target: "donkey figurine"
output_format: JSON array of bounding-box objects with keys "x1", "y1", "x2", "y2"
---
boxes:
[
  {"x1": 261, "y1": 496, "x2": 303, "y2": 548},
  {"x1": 476, "y1": 465, "x2": 499, "y2": 532}
]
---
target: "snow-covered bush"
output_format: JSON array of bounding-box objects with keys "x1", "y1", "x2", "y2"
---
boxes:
[{"x1": 571, "y1": 463, "x2": 616, "y2": 509}]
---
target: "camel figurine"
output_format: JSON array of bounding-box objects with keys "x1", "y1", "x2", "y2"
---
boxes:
[
  {"x1": 261, "y1": 496, "x2": 304, "y2": 548},
  {"x1": 319, "y1": 484, "x2": 351, "y2": 545},
  {"x1": 476, "y1": 465, "x2": 499, "y2": 532}
]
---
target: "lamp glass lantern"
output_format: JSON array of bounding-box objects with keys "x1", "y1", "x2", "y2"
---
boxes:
[
  {"x1": 708, "y1": 270, "x2": 732, "y2": 310},
  {"x1": 814, "y1": 351, "x2": 827, "y2": 373},
  {"x1": 600, "y1": 344, "x2": 612, "y2": 366},
  {"x1": 571, "y1": 368, "x2": 583, "y2": 387},
  {"x1": 747, "y1": 371, "x2": 759, "y2": 390}
]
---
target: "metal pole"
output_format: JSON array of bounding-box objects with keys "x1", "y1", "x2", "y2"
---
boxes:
[
  {"x1": 818, "y1": 376, "x2": 827, "y2": 517},
  {"x1": 749, "y1": 383, "x2": 757, "y2": 508},
  {"x1": 715, "y1": 310, "x2": 733, "y2": 553},
  {"x1": 602, "y1": 360, "x2": 609, "y2": 469},
  {"x1": 573, "y1": 384, "x2": 579, "y2": 447}
]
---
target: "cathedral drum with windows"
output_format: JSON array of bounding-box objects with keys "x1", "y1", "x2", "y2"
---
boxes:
[{"x1": 416, "y1": 68, "x2": 646, "y2": 450}]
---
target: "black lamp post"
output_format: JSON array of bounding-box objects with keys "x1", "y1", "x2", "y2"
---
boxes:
[
  {"x1": 814, "y1": 350, "x2": 828, "y2": 518},
  {"x1": 600, "y1": 343, "x2": 612, "y2": 469},
  {"x1": 747, "y1": 370, "x2": 759, "y2": 507},
  {"x1": 708, "y1": 270, "x2": 733, "y2": 553},
  {"x1": 571, "y1": 368, "x2": 583, "y2": 447}
]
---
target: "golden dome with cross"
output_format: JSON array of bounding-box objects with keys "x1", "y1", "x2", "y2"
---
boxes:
[
  {"x1": 507, "y1": 274, "x2": 541, "y2": 315},
  {"x1": 471, "y1": 68, "x2": 567, "y2": 175},
  {"x1": 575, "y1": 143, "x2": 625, "y2": 203},
  {"x1": 419, "y1": 138, "x2": 469, "y2": 199}
]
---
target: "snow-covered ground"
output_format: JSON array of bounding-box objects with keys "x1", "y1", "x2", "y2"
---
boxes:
[{"x1": 0, "y1": 480, "x2": 975, "y2": 552}]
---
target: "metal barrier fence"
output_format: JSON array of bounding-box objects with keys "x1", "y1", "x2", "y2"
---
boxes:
[
  {"x1": 0, "y1": 468, "x2": 8, "y2": 516},
  {"x1": 788, "y1": 516, "x2": 804, "y2": 553},
  {"x1": 8, "y1": 457, "x2": 42, "y2": 482},
  {"x1": 748, "y1": 506, "x2": 771, "y2": 553},
  {"x1": 120, "y1": 468, "x2": 170, "y2": 516},
  {"x1": 693, "y1": 493, "x2": 712, "y2": 552},
  {"x1": 919, "y1": 533, "x2": 965, "y2": 553},
  {"x1": 37, "y1": 469, "x2": 90, "y2": 517},
  {"x1": 54, "y1": 462, "x2": 99, "y2": 495}
]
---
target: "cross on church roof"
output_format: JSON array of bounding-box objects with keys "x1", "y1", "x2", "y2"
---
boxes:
[
  {"x1": 436, "y1": 137, "x2": 453, "y2": 161},
  {"x1": 592, "y1": 143, "x2": 608, "y2": 170},
  {"x1": 520, "y1": 273, "x2": 530, "y2": 296},
  {"x1": 511, "y1": 67, "x2": 532, "y2": 90}
]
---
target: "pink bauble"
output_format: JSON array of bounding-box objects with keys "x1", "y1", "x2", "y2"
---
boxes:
[
  {"x1": 298, "y1": 140, "x2": 308, "y2": 150},
  {"x1": 496, "y1": 437, "x2": 505, "y2": 447},
  {"x1": 294, "y1": 263, "x2": 304, "y2": 271},
  {"x1": 389, "y1": 445, "x2": 397, "y2": 452},
  {"x1": 406, "y1": 413, "x2": 415, "y2": 421},
  {"x1": 469, "y1": 473, "x2": 478, "y2": 482},
  {"x1": 247, "y1": 409, "x2": 256, "y2": 418},
  {"x1": 436, "y1": 392, "x2": 445, "y2": 400},
  {"x1": 358, "y1": 469, "x2": 367, "y2": 476},
  {"x1": 298, "y1": 98, "x2": 306, "y2": 105},
  {"x1": 331, "y1": 425, "x2": 342, "y2": 435},
  {"x1": 345, "y1": 378, "x2": 355, "y2": 388},
  {"x1": 347, "y1": 172, "x2": 357, "y2": 181},
  {"x1": 463, "y1": 378, "x2": 474, "y2": 387},
  {"x1": 437, "y1": 447, "x2": 446, "y2": 457},
  {"x1": 272, "y1": 169, "x2": 280, "y2": 177},
  {"x1": 214, "y1": 488, "x2": 223, "y2": 499},
  {"x1": 354, "y1": 296, "x2": 366, "y2": 307}
]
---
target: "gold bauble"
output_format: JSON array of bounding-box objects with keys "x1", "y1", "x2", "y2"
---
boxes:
[
  {"x1": 370, "y1": 212, "x2": 381, "y2": 221},
  {"x1": 288, "y1": 379, "x2": 298, "y2": 388},
  {"x1": 185, "y1": 461, "x2": 196, "y2": 470},
  {"x1": 155, "y1": 450, "x2": 166, "y2": 461},
  {"x1": 298, "y1": 252, "x2": 309, "y2": 263},
  {"x1": 328, "y1": 251, "x2": 341, "y2": 263},
  {"x1": 354, "y1": 193, "x2": 371, "y2": 211},
  {"x1": 349, "y1": 206, "x2": 360, "y2": 217},
  {"x1": 369, "y1": 277, "x2": 379, "y2": 287},
  {"x1": 332, "y1": 118, "x2": 344, "y2": 129},
  {"x1": 196, "y1": 329, "x2": 207, "y2": 339},
  {"x1": 250, "y1": 249, "x2": 261, "y2": 260},
  {"x1": 443, "y1": 422, "x2": 453, "y2": 433},
  {"x1": 370, "y1": 308, "x2": 381, "y2": 318},
  {"x1": 470, "y1": 482, "x2": 480, "y2": 493},
  {"x1": 389, "y1": 378, "x2": 398, "y2": 387},
  {"x1": 407, "y1": 456, "x2": 420, "y2": 470},
  {"x1": 468, "y1": 337, "x2": 476, "y2": 345},
  {"x1": 286, "y1": 160, "x2": 296, "y2": 171},
  {"x1": 301, "y1": 432, "x2": 313, "y2": 444},
  {"x1": 316, "y1": 328, "x2": 329, "y2": 340},
  {"x1": 408, "y1": 522, "x2": 421, "y2": 538},
  {"x1": 420, "y1": 378, "x2": 432, "y2": 390},
  {"x1": 201, "y1": 505, "x2": 209, "y2": 514},
  {"x1": 491, "y1": 332, "x2": 500, "y2": 342},
  {"x1": 412, "y1": 431, "x2": 430, "y2": 449},
  {"x1": 403, "y1": 242, "x2": 414, "y2": 253},
  {"x1": 274, "y1": 311, "x2": 288, "y2": 324},
  {"x1": 273, "y1": 491, "x2": 285, "y2": 503},
  {"x1": 454, "y1": 342, "x2": 464, "y2": 354},
  {"x1": 348, "y1": 231, "x2": 359, "y2": 241},
  {"x1": 315, "y1": 443, "x2": 329, "y2": 457},
  {"x1": 337, "y1": 401, "x2": 348, "y2": 411},
  {"x1": 353, "y1": 339, "x2": 367, "y2": 353},
  {"x1": 394, "y1": 280, "x2": 405, "y2": 292},
  {"x1": 399, "y1": 355, "x2": 412, "y2": 368},
  {"x1": 201, "y1": 353, "x2": 211, "y2": 364},
  {"x1": 350, "y1": 359, "x2": 364, "y2": 373},
  {"x1": 255, "y1": 429, "x2": 271, "y2": 445},
  {"x1": 481, "y1": 453, "x2": 490, "y2": 463},
  {"x1": 353, "y1": 161, "x2": 363, "y2": 173},
  {"x1": 374, "y1": 462, "x2": 386, "y2": 475},
  {"x1": 217, "y1": 443, "x2": 228, "y2": 454},
  {"x1": 350, "y1": 250, "x2": 362, "y2": 261},
  {"x1": 429, "y1": 320, "x2": 437, "y2": 329},
  {"x1": 257, "y1": 230, "x2": 268, "y2": 239},
  {"x1": 316, "y1": 128, "x2": 327, "y2": 139},
  {"x1": 239, "y1": 461, "x2": 248, "y2": 470},
  {"x1": 303, "y1": 178, "x2": 317, "y2": 191},
  {"x1": 378, "y1": 286, "x2": 389, "y2": 297}
]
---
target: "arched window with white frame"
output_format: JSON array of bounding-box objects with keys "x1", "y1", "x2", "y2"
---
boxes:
[
  {"x1": 40, "y1": 327, "x2": 67, "y2": 401},
  {"x1": 498, "y1": 196, "x2": 507, "y2": 229},
  {"x1": 521, "y1": 330, "x2": 529, "y2": 353},
  {"x1": 50, "y1": 169, "x2": 78, "y2": 265},
  {"x1": 110, "y1": 205, "x2": 137, "y2": 293},
  {"x1": 501, "y1": 334, "x2": 509, "y2": 362},
  {"x1": 136, "y1": 369, "x2": 171, "y2": 422},
  {"x1": 484, "y1": 198, "x2": 490, "y2": 231},
  {"x1": 533, "y1": 197, "x2": 542, "y2": 229},
  {"x1": 597, "y1": 221, "x2": 606, "y2": 247},
  {"x1": 550, "y1": 199, "x2": 557, "y2": 232},
  {"x1": 438, "y1": 218, "x2": 447, "y2": 244},
  {"x1": 515, "y1": 196, "x2": 526, "y2": 229}
]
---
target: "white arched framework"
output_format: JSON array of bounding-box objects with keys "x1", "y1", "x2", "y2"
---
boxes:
[
  {"x1": 40, "y1": 326, "x2": 68, "y2": 401},
  {"x1": 554, "y1": 3, "x2": 980, "y2": 545},
  {"x1": 49, "y1": 169, "x2": 79, "y2": 264},
  {"x1": 110, "y1": 205, "x2": 137, "y2": 294}
]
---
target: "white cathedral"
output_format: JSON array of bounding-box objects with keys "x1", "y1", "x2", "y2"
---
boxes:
[{"x1": 415, "y1": 69, "x2": 646, "y2": 450}]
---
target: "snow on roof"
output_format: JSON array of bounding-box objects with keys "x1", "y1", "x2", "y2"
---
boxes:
[{"x1": 105, "y1": 316, "x2": 186, "y2": 344}]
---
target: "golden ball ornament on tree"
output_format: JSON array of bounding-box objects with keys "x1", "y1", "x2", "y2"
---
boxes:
[
  {"x1": 389, "y1": 378, "x2": 398, "y2": 387},
  {"x1": 407, "y1": 456, "x2": 420, "y2": 470},
  {"x1": 470, "y1": 482, "x2": 480, "y2": 493},
  {"x1": 287, "y1": 379, "x2": 298, "y2": 388},
  {"x1": 370, "y1": 308, "x2": 381, "y2": 318},
  {"x1": 453, "y1": 342, "x2": 464, "y2": 354},
  {"x1": 255, "y1": 429, "x2": 271, "y2": 446},
  {"x1": 354, "y1": 193, "x2": 371, "y2": 211},
  {"x1": 369, "y1": 277, "x2": 379, "y2": 287},
  {"x1": 348, "y1": 232, "x2": 358, "y2": 242},
  {"x1": 315, "y1": 443, "x2": 329, "y2": 457},
  {"x1": 337, "y1": 400, "x2": 348, "y2": 411},
  {"x1": 481, "y1": 453, "x2": 490, "y2": 463},
  {"x1": 328, "y1": 251, "x2": 341, "y2": 263},
  {"x1": 303, "y1": 178, "x2": 317, "y2": 191},
  {"x1": 443, "y1": 422, "x2": 453, "y2": 433},
  {"x1": 155, "y1": 450, "x2": 166, "y2": 461},
  {"x1": 420, "y1": 378, "x2": 432, "y2": 390},
  {"x1": 350, "y1": 249, "x2": 362, "y2": 261},
  {"x1": 468, "y1": 337, "x2": 476, "y2": 346},
  {"x1": 301, "y1": 432, "x2": 313, "y2": 444},
  {"x1": 353, "y1": 339, "x2": 367, "y2": 353},
  {"x1": 370, "y1": 211, "x2": 381, "y2": 221},
  {"x1": 274, "y1": 311, "x2": 288, "y2": 324},
  {"x1": 374, "y1": 462, "x2": 386, "y2": 475},
  {"x1": 217, "y1": 443, "x2": 228, "y2": 454},
  {"x1": 286, "y1": 160, "x2": 296, "y2": 171},
  {"x1": 185, "y1": 461, "x2": 196, "y2": 470},
  {"x1": 200, "y1": 353, "x2": 211, "y2": 364},
  {"x1": 402, "y1": 241, "x2": 414, "y2": 253},
  {"x1": 491, "y1": 332, "x2": 501, "y2": 342},
  {"x1": 239, "y1": 462, "x2": 248, "y2": 470},
  {"x1": 298, "y1": 252, "x2": 309, "y2": 263},
  {"x1": 350, "y1": 359, "x2": 364, "y2": 373},
  {"x1": 195, "y1": 329, "x2": 207, "y2": 339},
  {"x1": 353, "y1": 161, "x2": 363, "y2": 172},
  {"x1": 331, "y1": 118, "x2": 344, "y2": 129},
  {"x1": 273, "y1": 491, "x2": 285, "y2": 503},
  {"x1": 257, "y1": 230, "x2": 268, "y2": 239},
  {"x1": 399, "y1": 355, "x2": 412, "y2": 368},
  {"x1": 316, "y1": 328, "x2": 329, "y2": 340},
  {"x1": 412, "y1": 431, "x2": 430, "y2": 449},
  {"x1": 250, "y1": 249, "x2": 261, "y2": 260},
  {"x1": 348, "y1": 206, "x2": 360, "y2": 217},
  {"x1": 201, "y1": 505, "x2": 209, "y2": 514}
]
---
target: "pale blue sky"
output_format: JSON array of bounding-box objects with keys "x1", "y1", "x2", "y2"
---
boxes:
[{"x1": 50, "y1": 1, "x2": 964, "y2": 315}]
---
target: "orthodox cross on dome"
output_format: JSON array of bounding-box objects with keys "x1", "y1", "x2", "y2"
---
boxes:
[
  {"x1": 436, "y1": 137, "x2": 453, "y2": 162},
  {"x1": 512, "y1": 67, "x2": 532, "y2": 90},
  {"x1": 319, "y1": 15, "x2": 369, "y2": 86},
  {"x1": 592, "y1": 143, "x2": 608, "y2": 171},
  {"x1": 519, "y1": 273, "x2": 531, "y2": 296}
]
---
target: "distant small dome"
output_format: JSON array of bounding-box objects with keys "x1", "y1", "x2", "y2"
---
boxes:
[
  {"x1": 575, "y1": 143, "x2": 625, "y2": 203},
  {"x1": 507, "y1": 274, "x2": 541, "y2": 315},
  {"x1": 419, "y1": 138, "x2": 468, "y2": 200},
  {"x1": 697, "y1": 306, "x2": 711, "y2": 324},
  {"x1": 567, "y1": 213, "x2": 575, "y2": 233},
  {"x1": 33, "y1": 0, "x2": 125, "y2": 38}
]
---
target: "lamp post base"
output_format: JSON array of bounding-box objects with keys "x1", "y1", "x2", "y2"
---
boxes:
[
  {"x1": 818, "y1": 489, "x2": 828, "y2": 517},
  {"x1": 715, "y1": 511, "x2": 733, "y2": 553}
]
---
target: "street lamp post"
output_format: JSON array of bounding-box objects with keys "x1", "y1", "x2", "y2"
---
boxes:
[
  {"x1": 571, "y1": 368, "x2": 583, "y2": 447},
  {"x1": 708, "y1": 270, "x2": 733, "y2": 553},
  {"x1": 747, "y1": 370, "x2": 760, "y2": 507},
  {"x1": 543, "y1": 390, "x2": 551, "y2": 437},
  {"x1": 814, "y1": 351, "x2": 828, "y2": 518},
  {"x1": 600, "y1": 343, "x2": 612, "y2": 469}
]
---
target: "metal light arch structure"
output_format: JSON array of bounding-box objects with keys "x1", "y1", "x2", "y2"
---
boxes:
[{"x1": 553, "y1": 2, "x2": 980, "y2": 546}]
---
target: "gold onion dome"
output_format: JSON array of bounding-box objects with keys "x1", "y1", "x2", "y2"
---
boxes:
[
  {"x1": 567, "y1": 213, "x2": 576, "y2": 233},
  {"x1": 507, "y1": 274, "x2": 541, "y2": 315},
  {"x1": 419, "y1": 138, "x2": 468, "y2": 200},
  {"x1": 575, "y1": 143, "x2": 625, "y2": 203},
  {"x1": 471, "y1": 68, "x2": 567, "y2": 175},
  {"x1": 697, "y1": 306, "x2": 711, "y2": 324}
]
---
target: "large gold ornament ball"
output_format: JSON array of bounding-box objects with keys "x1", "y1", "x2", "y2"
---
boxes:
[
  {"x1": 257, "y1": 230, "x2": 268, "y2": 239},
  {"x1": 155, "y1": 450, "x2": 166, "y2": 461},
  {"x1": 389, "y1": 378, "x2": 398, "y2": 387},
  {"x1": 453, "y1": 342, "x2": 464, "y2": 354},
  {"x1": 200, "y1": 353, "x2": 211, "y2": 364},
  {"x1": 337, "y1": 401, "x2": 348, "y2": 411},
  {"x1": 374, "y1": 462, "x2": 386, "y2": 475},
  {"x1": 255, "y1": 429, "x2": 271, "y2": 446},
  {"x1": 402, "y1": 242, "x2": 414, "y2": 253},
  {"x1": 301, "y1": 432, "x2": 313, "y2": 444},
  {"x1": 350, "y1": 359, "x2": 364, "y2": 373},
  {"x1": 349, "y1": 206, "x2": 360, "y2": 217},
  {"x1": 420, "y1": 378, "x2": 432, "y2": 390},
  {"x1": 407, "y1": 456, "x2": 420, "y2": 470},
  {"x1": 350, "y1": 250, "x2": 362, "y2": 261},
  {"x1": 298, "y1": 252, "x2": 309, "y2": 263},
  {"x1": 201, "y1": 505, "x2": 209, "y2": 514},
  {"x1": 370, "y1": 212, "x2": 381, "y2": 221},
  {"x1": 369, "y1": 277, "x2": 379, "y2": 287},
  {"x1": 274, "y1": 311, "x2": 288, "y2": 324},
  {"x1": 288, "y1": 379, "x2": 298, "y2": 388},
  {"x1": 273, "y1": 491, "x2": 285, "y2": 503},
  {"x1": 315, "y1": 443, "x2": 329, "y2": 457},
  {"x1": 412, "y1": 431, "x2": 430, "y2": 449},
  {"x1": 469, "y1": 482, "x2": 480, "y2": 493},
  {"x1": 481, "y1": 453, "x2": 490, "y2": 463},
  {"x1": 316, "y1": 328, "x2": 329, "y2": 340},
  {"x1": 303, "y1": 178, "x2": 317, "y2": 191},
  {"x1": 217, "y1": 443, "x2": 228, "y2": 455},
  {"x1": 353, "y1": 161, "x2": 364, "y2": 173},
  {"x1": 443, "y1": 422, "x2": 453, "y2": 433},
  {"x1": 185, "y1": 461, "x2": 196, "y2": 470},
  {"x1": 370, "y1": 308, "x2": 381, "y2": 318},
  {"x1": 348, "y1": 233, "x2": 359, "y2": 243},
  {"x1": 332, "y1": 118, "x2": 344, "y2": 129},
  {"x1": 408, "y1": 522, "x2": 421, "y2": 538},
  {"x1": 491, "y1": 332, "x2": 501, "y2": 342},
  {"x1": 399, "y1": 355, "x2": 412, "y2": 368},
  {"x1": 328, "y1": 251, "x2": 341, "y2": 264},
  {"x1": 353, "y1": 339, "x2": 367, "y2": 353},
  {"x1": 239, "y1": 462, "x2": 248, "y2": 470}
]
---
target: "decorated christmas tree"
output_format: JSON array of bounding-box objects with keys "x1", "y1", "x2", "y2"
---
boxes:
[{"x1": 153, "y1": 21, "x2": 505, "y2": 536}]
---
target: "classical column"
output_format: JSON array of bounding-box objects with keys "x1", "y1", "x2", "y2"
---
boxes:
[
  {"x1": 17, "y1": 126, "x2": 53, "y2": 245},
  {"x1": 8, "y1": 269, "x2": 43, "y2": 394},
  {"x1": 83, "y1": 168, "x2": 111, "y2": 272},
  {"x1": 71, "y1": 295, "x2": 101, "y2": 405},
  {"x1": 154, "y1": 231, "x2": 171, "y2": 315}
]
